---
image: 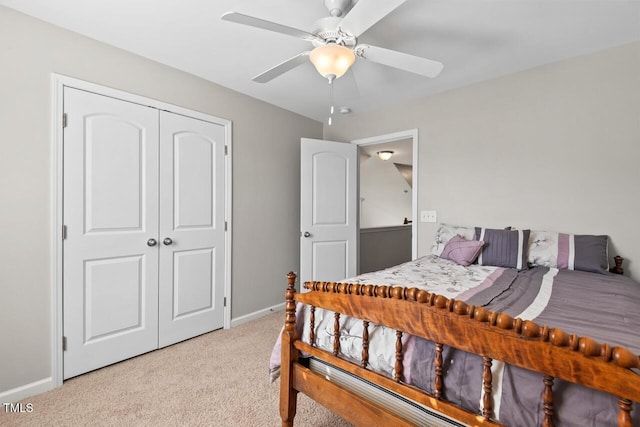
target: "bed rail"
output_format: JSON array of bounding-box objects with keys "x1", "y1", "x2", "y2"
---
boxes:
[{"x1": 279, "y1": 272, "x2": 640, "y2": 427}]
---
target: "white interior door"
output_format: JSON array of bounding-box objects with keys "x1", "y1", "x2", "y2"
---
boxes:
[
  {"x1": 300, "y1": 138, "x2": 358, "y2": 290},
  {"x1": 158, "y1": 111, "x2": 226, "y2": 347},
  {"x1": 63, "y1": 87, "x2": 160, "y2": 379}
]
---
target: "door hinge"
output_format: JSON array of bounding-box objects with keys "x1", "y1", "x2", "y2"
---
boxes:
[
  {"x1": 224, "y1": 221, "x2": 227, "y2": 231},
  {"x1": 62, "y1": 336, "x2": 67, "y2": 351},
  {"x1": 224, "y1": 145, "x2": 228, "y2": 155},
  {"x1": 62, "y1": 113, "x2": 68, "y2": 128},
  {"x1": 62, "y1": 225, "x2": 67, "y2": 240},
  {"x1": 224, "y1": 297, "x2": 227, "y2": 307}
]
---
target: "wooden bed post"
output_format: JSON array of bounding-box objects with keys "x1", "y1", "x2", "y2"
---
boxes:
[{"x1": 280, "y1": 272, "x2": 299, "y2": 427}]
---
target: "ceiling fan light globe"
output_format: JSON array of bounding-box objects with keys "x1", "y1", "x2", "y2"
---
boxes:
[{"x1": 310, "y1": 44, "x2": 355, "y2": 79}]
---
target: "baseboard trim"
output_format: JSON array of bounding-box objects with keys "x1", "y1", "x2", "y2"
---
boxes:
[
  {"x1": 231, "y1": 303, "x2": 285, "y2": 328},
  {"x1": 0, "y1": 377, "x2": 54, "y2": 403}
]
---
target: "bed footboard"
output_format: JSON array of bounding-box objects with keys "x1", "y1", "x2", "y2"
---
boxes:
[{"x1": 280, "y1": 272, "x2": 640, "y2": 426}]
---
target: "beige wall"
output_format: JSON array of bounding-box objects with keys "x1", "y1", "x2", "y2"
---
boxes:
[
  {"x1": 360, "y1": 155, "x2": 412, "y2": 228},
  {"x1": 325, "y1": 42, "x2": 640, "y2": 280},
  {"x1": 0, "y1": 6, "x2": 322, "y2": 394}
]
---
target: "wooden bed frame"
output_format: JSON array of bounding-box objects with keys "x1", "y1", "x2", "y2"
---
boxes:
[{"x1": 279, "y1": 272, "x2": 640, "y2": 426}]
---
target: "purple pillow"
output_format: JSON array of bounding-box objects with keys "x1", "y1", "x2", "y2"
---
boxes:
[
  {"x1": 475, "y1": 227, "x2": 530, "y2": 270},
  {"x1": 440, "y1": 235, "x2": 484, "y2": 266}
]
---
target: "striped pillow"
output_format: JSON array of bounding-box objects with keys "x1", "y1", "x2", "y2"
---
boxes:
[
  {"x1": 475, "y1": 228, "x2": 530, "y2": 270},
  {"x1": 527, "y1": 231, "x2": 609, "y2": 273}
]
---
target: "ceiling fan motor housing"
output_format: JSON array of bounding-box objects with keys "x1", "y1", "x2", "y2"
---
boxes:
[{"x1": 311, "y1": 17, "x2": 357, "y2": 48}]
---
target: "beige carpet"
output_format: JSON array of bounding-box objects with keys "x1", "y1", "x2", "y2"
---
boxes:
[{"x1": 0, "y1": 311, "x2": 353, "y2": 427}]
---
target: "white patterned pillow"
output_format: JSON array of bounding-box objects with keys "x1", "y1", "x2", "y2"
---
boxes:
[
  {"x1": 431, "y1": 223, "x2": 477, "y2": 256},
  {"x1": 527, "y1": 230, "x2": 561, "y2": 268}
]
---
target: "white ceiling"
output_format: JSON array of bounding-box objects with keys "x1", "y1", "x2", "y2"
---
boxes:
[{"x1": 2, "y1": 0, "x2": 639, "y2": 122}]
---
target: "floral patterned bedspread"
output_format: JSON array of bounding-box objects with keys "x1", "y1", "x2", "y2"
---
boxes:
[
  {"x1": 341, "y1": 254, "x2": 504, "y2": 298},
  {"x1": 270, "y1": 255, "x2": 515, "y2": 381}
]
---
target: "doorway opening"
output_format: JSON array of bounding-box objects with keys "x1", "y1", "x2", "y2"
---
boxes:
[{"x1": 352, "y1": 130, "x2": 418, "y2": 274}]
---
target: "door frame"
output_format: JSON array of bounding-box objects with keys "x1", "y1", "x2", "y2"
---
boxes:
[
  {"x1": 351, "y1": 129, "x2": 418, "y2": 260},
  {"x1": 50, "y1": 74, "x2": 233, "y2": 388}
]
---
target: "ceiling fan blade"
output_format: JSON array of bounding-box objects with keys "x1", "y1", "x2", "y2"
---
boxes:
[
  {"x1": 339, "y1": 0, "x2": 406, "y2": 38},
  {"x1": 221, "y1": 12, "x2": 320, "y2": 42},
  {"x1": 355, "y1": 44, "x2": 443, "y2": 78},
  {"x1": 253, "y1": 52, "x2": 311, "y2": 83}
]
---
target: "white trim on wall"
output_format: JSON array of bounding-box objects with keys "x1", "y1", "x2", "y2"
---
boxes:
[
  {"x1": 51, "y1": 74, "x2": 65, "y2": 393},
  {"x1": 230, "y1": 303, "x2": 285, "y2": 328},
  {"x1": 0, "y1": 378, "x2": 54, "y2": 403},
  {"x1": 351, "y1": 129, "x2": 419, "y2": 259},
  {"x1": 50, "y1": 74, "x2": 233, "y2": 389}
]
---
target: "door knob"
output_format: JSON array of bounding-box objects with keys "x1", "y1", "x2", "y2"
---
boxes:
[
  {"x1": 303, "y1": 231, "x2": 311, "y2": 238},
  {"x1": 163, "y1": 237, "x2": 173, "y2": 246},
  {"x1": 147, "y1": 238, "x2": 157, "y2": 247}
]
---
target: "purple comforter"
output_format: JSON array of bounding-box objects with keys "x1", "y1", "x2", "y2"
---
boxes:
[{"x1": 409, "y1": 266, "x2": 640, "y2": 426}]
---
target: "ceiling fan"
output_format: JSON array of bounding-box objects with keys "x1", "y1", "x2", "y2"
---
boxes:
[{"x1": 221, "y1": 0, "x2": 444, "y2": 84}]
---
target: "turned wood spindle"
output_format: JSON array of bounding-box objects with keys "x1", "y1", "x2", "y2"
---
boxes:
[
  {"x1": 434, "y1": 343, "x2": 444, "y2": 400},
  {"x1": 395, "y1": 330, "x2": 403, "y2": 382},
  {"x1": 434, "y1": 294, "x2": 448, "y2": 309},
  {"x1": 284, "y1": 272, "x2": 297, "y2": 334},
  {"x1": 617, "y1": 398, "x2": 633, "y2": 427},
  {"x1": 361, "y1": 320, "x2": 370, "y2": 369},
  {"x1": 391, "y1": 286, "x2": 404, "y2": 300},
  {"x1": 309, "y1": 306, "x2": 316, "y2": 347},
  {"x1": 453, "y1": 299, "x2": 468, "y2": 315},
  {"x1": 609, "y1": 255, "x2": 624, "y2": 275},
  {"x1": 482, "y1": 357, "x2": 494, "y2": 420},
  {"x1": 415, "y1": 289, "x2": 429, "y2": 304},
  {"x1": 281, "y1": 272, "x2": 298, "y2": 427},
  {"x1": 333, "y1": 312, "x2": 341, "y2": 356},
  {"x1": 496, "y1": 312, "x2": 515, "y2": 330},
  {"x1": 339, "y1": 282, "x2": 348, "y2": 294},
  {"x1": 542, "y1": 375, "x2": 555, "y2": 427}
]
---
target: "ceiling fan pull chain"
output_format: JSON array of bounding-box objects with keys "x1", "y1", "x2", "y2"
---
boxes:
[{"x1": 328, "y1": 76, "x2": 335, "y2": 125}]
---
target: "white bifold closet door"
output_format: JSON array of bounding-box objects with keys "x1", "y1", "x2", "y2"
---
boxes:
[
  {"x1": 158, "y1": 111, "x2": 225, "y2": 348},
  {"x1": 63, "y1": 87, "x2": 225, "y2": 379}
]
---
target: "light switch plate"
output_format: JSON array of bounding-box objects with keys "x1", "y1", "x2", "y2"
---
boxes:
[{"x1": 420, "y1": 210, "x2": 437, "y2": 223}]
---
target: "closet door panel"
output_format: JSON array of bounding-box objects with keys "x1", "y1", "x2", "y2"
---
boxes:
[
  {"x1": 174, "y1": 134, "x2": 214, "y2": 229},
  {"x1": 172, "y1": 248, "x2": 214, "y2": 318},
  {"x1": 158, "y1": 111, "x2": 226, "y2": 347},
  {"x1": 63, "y1": 87, "x2": 159, "y2": 379},
  {"x1": 85, "y1": 117, "x2": 144, "y2": 231}
]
